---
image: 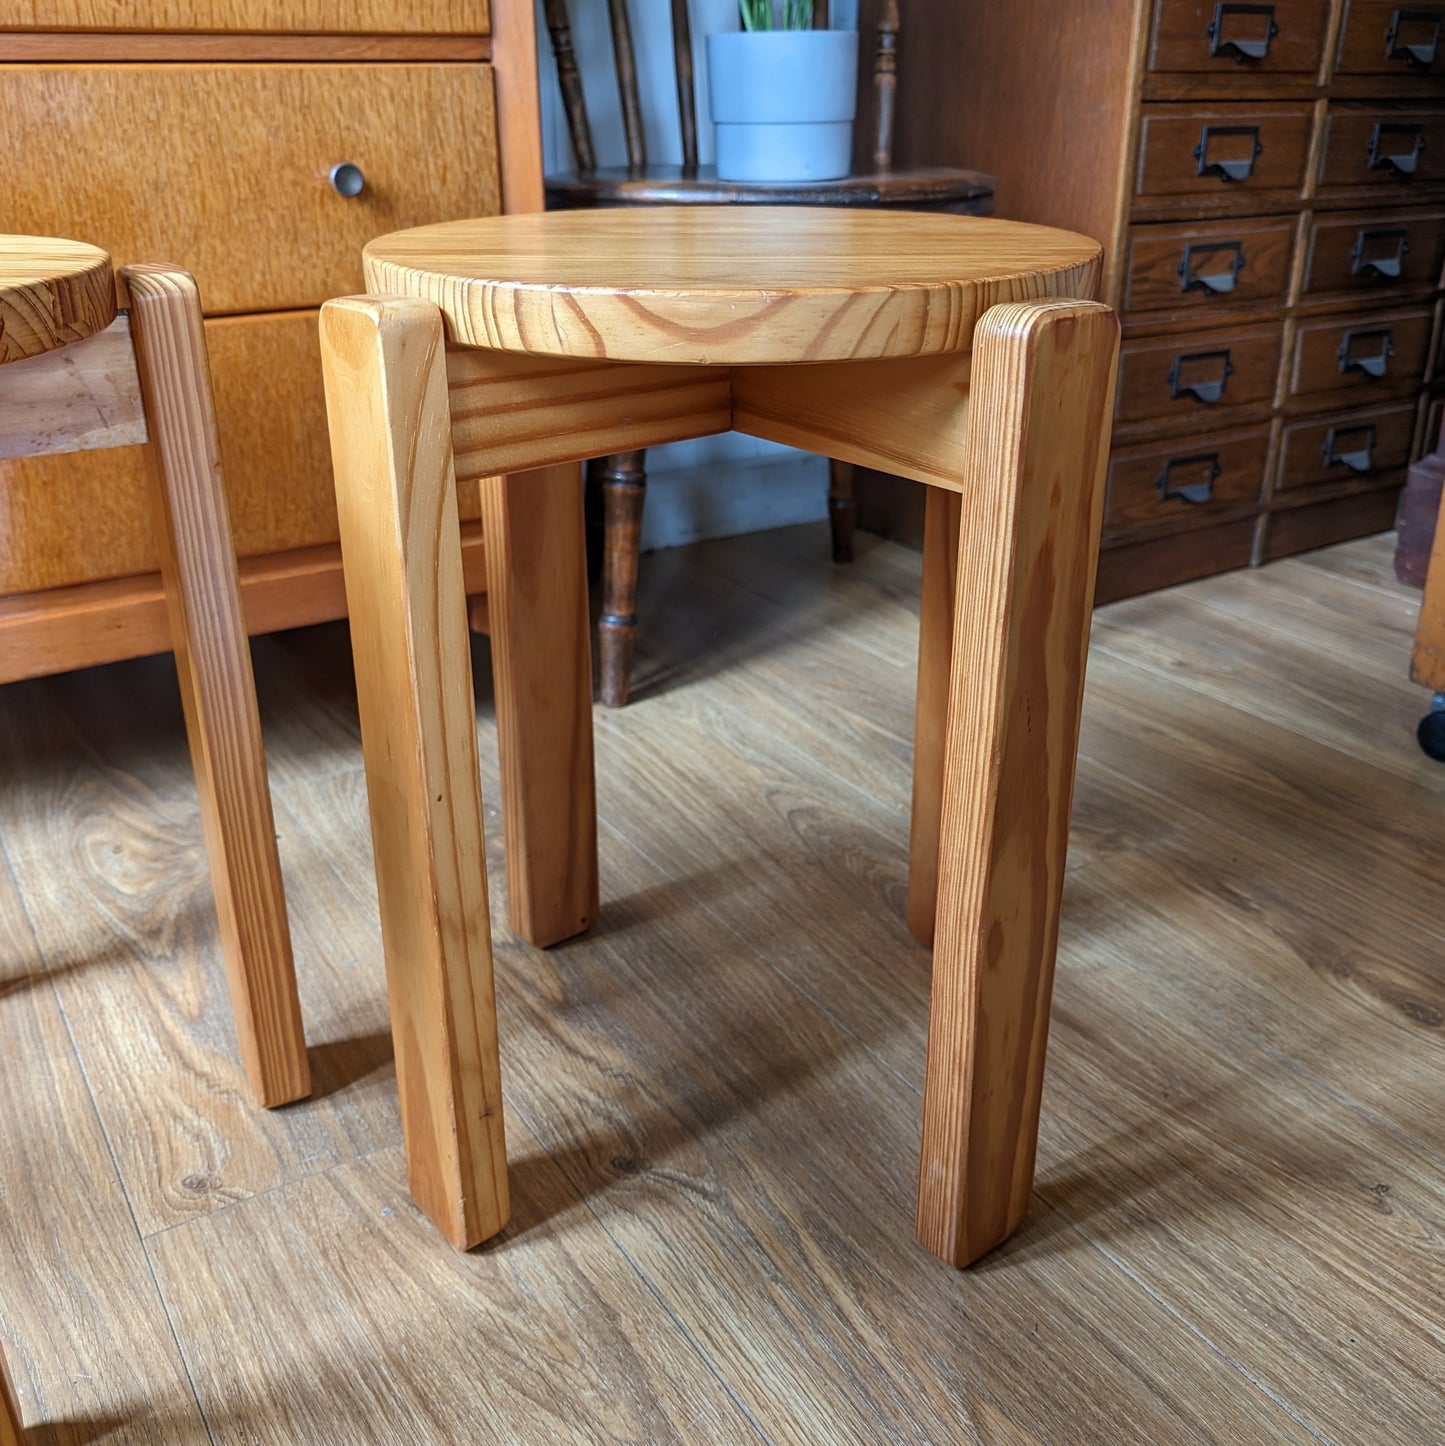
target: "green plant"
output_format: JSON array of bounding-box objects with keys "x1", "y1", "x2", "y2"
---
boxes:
[{"x1": 738, "y1": 0, "x2": 815, "y2": 31}]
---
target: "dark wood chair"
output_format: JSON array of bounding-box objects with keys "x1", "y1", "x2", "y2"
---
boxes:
[{"x1": 541, "y1": 0, "x2": 995, "y2": 705}]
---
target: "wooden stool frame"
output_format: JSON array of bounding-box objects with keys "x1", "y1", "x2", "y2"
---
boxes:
[
  {"x1": 321, "y1": 274, "x2": 1117, "y2": 1267},
  {"x1": 1, "y1": 252, "x2": 308, "y2": 1109}
]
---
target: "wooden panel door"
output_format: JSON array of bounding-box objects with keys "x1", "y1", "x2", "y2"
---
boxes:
[
  {"x1": 0, "y1": 2, "x2": 489, "y2": 31},
  {"x1": 0, "y1": 63, "x2": 501, "y2": 315}
]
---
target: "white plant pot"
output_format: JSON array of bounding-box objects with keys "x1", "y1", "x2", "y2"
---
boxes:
[{"x1": 706, "y1": 29, "x2": 859, "y2": 183}]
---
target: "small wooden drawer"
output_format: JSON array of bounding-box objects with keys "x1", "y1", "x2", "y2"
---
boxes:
[
  {"x1": 1335, "y1": 0, "x2": 1444, "y2": 74},
  {"x1": 0, "y1": 2, "x2": 490, "y2": 31},
  {"x1": 1135, "y1": 103, "x2": 1313, "y2": 199},
  {"x1": 1301, "y1": 207, "x2": 1445, "y2": 295},
  {"x1": 1287, "y1": 305, "x2": 1434, "y2": 403},
  {"x1": 0, "y1": 63, "x2": 502, "y2": 316},
  {"x1": 1105, "y1": 426, "x2": 1270, "y2": 533},
  {"x1": 1116, "y1": 324, "x2": 1283, "y2": 423},
  {"x1": 1149, "y1": 0, "x2": 1331, "y2": 72},
  {"x1": 1123, "y1": 217, "x2": 1295, "y2": 313},
  {"x1": 1317, "y1": 104, "x2": 1445, "y2": 192},
  {"x1": 1275, "y1": 400, "x2": 1417, "y2": 490}
]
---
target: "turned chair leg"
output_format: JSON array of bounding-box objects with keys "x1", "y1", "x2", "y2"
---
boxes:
[
  {"x1": 122, "y1": 265, "x2": 309, "y2": 1108},
  {"x1": 828, "y1": 458, "x2": 857, "y2": 563},
  {"x1": 598, "y1": 449, "x2": 646, "y2": 708},
  {"x1": 0, "y1": 1337, "x2": 21, "y2": 1446},
  {"x1": 320, "y1": 295, "x2": 509, "y2": 1250},
  {"x1": 915, "y1": 300, "x2": 1118, "y2": 1266}
]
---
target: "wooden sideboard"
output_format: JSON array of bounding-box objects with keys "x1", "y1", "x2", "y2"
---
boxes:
[
  {"x1": 0, "y1": 2, "x2": 543, "y2": 680},
  {"x1": 886, "y1": 0, "x2": 1445, "y2": 601}
]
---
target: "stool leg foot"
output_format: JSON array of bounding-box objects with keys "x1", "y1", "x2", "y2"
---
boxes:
[
  {"x1": 321, "y1": 296, "x2": 509, "y2": 1250},
  {"x1": 916, "y1": 300, "x2": 1118, "y2": 1267},
  {"x1": 123, "y1": 265, "x2": 309, "y2": 1109},
  {"x1": 597, "y1": 450, "x2": 646, "y2": 708},
  {"x1": 906, "y1": 487, "x2": 959, "y2": 950},
  {"x1": 481, "y1": 466, "x2": 599, "y2": 946}
]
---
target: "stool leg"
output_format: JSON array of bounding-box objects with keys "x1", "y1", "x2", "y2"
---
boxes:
[
  {"x1": 0, "y1": 1338, "x2": 21, "y2": 1446},
  {"x1": 827, "y1": 458, "x2": 856, "y2": 564},
  {"x1": 915, "y1": 300, "x2": 1118, "y2": 1267},
  {"x1": 597, "y1": 450, "x2": 646, "y2": 708},
  {"x1": 480, "y1": 466, "x2": 599, "y2": 946},
  {"x1": 320, "y1": 296, "x2": 509, "y2": 1250},
  {"x1": 906, "y1": 485, "x2": 959, "y2": 950},
  {"x1": 122, "y1": 265, "x2": 309, "y2": 1108}
]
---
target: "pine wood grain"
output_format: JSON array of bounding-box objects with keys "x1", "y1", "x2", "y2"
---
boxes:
[
  {"x1": 917, "y1": 300, "x2": 1119, "y2": 1265},
  {"x1": 0, "y1": 65, "x2": 501, "y2": 318},
  {"x1": 124, "y1": 263, "x2": 308, "y2": 1108},
  {"x1": 0, "y1": 233, "x2": 114, "y2": 365},
  {"x1": 479, "y1": 466, "x2": 598, "y2": 947},
  {"x1": 0, "y1": 313, "x2": 147, "y2": 461},
  {"x1": 321, "y1": 295, "x2": 508, "y2": 1250},
  {"x1": 0, "y1": 32, "x2": 491, "y2": 61},
  {"x1": 445, "y1": 349, "x2": 730, "y2": 481},
  {"x1": 364, "y1": 209, "x2": 1102, "y2": 365}
]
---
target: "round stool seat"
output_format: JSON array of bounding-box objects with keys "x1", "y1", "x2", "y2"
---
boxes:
[
  {"x1": 363, "y1": 208, "x2": 1102, "y2": 366},
  {"x1": 0, "y1": 235, "x2": 116, "y2": 366}
]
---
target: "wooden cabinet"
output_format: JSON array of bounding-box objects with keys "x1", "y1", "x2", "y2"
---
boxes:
[
  {"x1": 0, "y1": 6, "x2": 543, "y2": 680},
  {"x1": 887, "y1": 0, "x2": 1445, "y2": 600}
]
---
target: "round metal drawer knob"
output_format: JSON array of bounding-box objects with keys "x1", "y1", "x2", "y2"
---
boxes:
[{"x1": 329, "y1": 162, "x2": 365, "y2": 198}]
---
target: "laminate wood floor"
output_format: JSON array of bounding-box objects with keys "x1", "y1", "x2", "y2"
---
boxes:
[{"x1": 0, "y1": 524, "x2": 1440, "y2": 1444}]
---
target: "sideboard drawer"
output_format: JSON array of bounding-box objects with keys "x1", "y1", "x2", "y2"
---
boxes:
[
  {"x1": 0, "y1": 2, "x2": 489, "y2": 30},
  {"x1": 1149, "y1": 0, "x2": 1330, "y2": 73},
  {"x1": 1301, "y1": 207, "x2": 1445, "y2": 296},
  {"x1": 1135, "y1": 102, "x2": 1313, "y2": 199},
  {"x1": 1123, "y1": 217, "x2": 1295, "y2": 313},
  {"x1": 0, "y1": 63, "x2": 501, "y2": 315},
  {"x1": 1287, "y1": 305, "x2": 1434, "y2": 403},
  {"x1": 1105, "y1": 426, "x2": 1270, "y2": 533},
  {"x1": 1116, "y1": 323, "x2": 1283, "y2": 423},
  {"x1": 1335, "y1": 0, "x2": 1444, "y2": 74},
  {"x1": 1317, "y1": 104, "x2": 1445, "y2": 193},
  {"x1": 1275, "y1": 400, "x2": 1417, "y2": 490}
]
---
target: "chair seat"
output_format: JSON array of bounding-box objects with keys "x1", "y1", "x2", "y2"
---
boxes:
[
  {"x1": 363, "y1": 207, "x2": 1101, "y2": 366},
  {"x1": 544, "y1": 164, "x2": 996, "y2": 213},
  {"x1": 0, "y1": 235, "x2": 115, "y2": 365}
]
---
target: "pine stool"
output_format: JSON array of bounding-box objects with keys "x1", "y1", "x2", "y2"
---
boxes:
[
  {"x1": 0, "y1": 238, "x2": 308, "y2": 1109},
  {"x1": 320, "y1": 209, "x2": 1118, "y2": 1268}
]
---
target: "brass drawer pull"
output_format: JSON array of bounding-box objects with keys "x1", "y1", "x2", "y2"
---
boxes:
[
  {"x1": 1157, "y1": 453, "x2": 1221, "y2": 504},
  {"x1": 1194, "y1": 124, "x2": 1264, "y2": 182},
  {"x1": 1386, "y1": 8, "x2": 1442, "y2": 68},
  {"x1": 1178, "y1": 240, "x2": 1245, "y2": 295},
  {"x1": 1207, "y1": 2, "x2": 1279, "y2": 61},
  {"x1": 1167, "y1": 348, "x2": 1235, "y2": 403},
  {"x1": 329, "y1": 162, "x2": 366, "y2": 197},
  {"x1": 1322, "y1": 422, "x2": 1377, "y2": 471},
  {"x1": 1367, "y1": 122, "x2": 1426, "y2": 176},
  {"x1": 1336, "y1": 328, "x2": 1396, "y2": 378},
  {"x1": 1350, "y1": 227, "x2": 1409, "y2": 278}
]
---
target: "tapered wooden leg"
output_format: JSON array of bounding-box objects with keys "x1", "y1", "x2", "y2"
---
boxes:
[
  {"x1": 916, "y1": 299, "x2": 1119, "y2": 1267},
  {"x1": 828, "y1": 458, "x2": 856, "y2": 563},
  {"x1": 121, "y1": 265, "x2": 309, "y2": 1108},
  {"x1": 0, "y1": 1338, "x2": 21, "y2": 1446},
  {"x1": 320, "y1": 295, "x2": 509, "y2": 1250},
  {"x1": 480, "y1": 464, "x2": 599, "y2": 946},
  {"x1": 597, "y1": 449, "x2": 646, "y2": 708},
  {"x1": 906, "y1": 485, "x2": 960, "y2": 950}
]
